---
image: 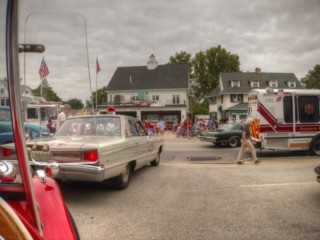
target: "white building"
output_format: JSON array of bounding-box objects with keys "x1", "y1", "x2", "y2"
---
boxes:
[
  {"x1": 98, "y1": 55, "x2": 192, "y2": 127},
  {"x1": 207, "y1": 68, "x2": 303, "y2": 122}
]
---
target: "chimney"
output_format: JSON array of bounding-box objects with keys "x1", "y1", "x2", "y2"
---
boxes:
[
  {"x1": 255, "y1": 67, "x2": 261, "y2": 74},
  {"x1": 147, "y1": 54, "x2": 158, "y2": 70}
]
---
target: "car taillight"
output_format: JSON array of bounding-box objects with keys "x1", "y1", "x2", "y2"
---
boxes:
[
  {"x1": 2, "y1": 148, "x2": 11, "y2": 157},
  {"x1": 82, "y1": 150, "x2": 98, "y2": 162}
]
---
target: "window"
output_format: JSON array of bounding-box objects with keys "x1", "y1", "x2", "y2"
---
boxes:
[
  {"x1": 136, "y1": 121, "x2": 148, "y2": 136},
  {"x1": 269, "y1": 80, "x2": 278, "y2": 88},
  {"x1": 128, "y1": 119, "x2": 139, "y2": 136},
  {"x1": 131, "y1": 96, "x2": 139, "y2": 101},
  {"x1": 209, "y1": 97, "x2": 216, "y2": 104},
  {"x1": 287, "y1": 81, "x2": 296, "y2": 88},
  {"x1": 114, "y1": 95, "x2": 124, "y2": 103},
  {"x1": 231, "y1": 80, "x2": 240, "y2": 87},
  {"x1": 172, "y1": 95, "x2": 180, "y2": 104},
  {"x1": 152, "y1": 95, "x2": 159, "y2": 101},
  {"x1": 298, "y1": 96, "x2": 319, "y2": 123},
  {"x1": 109, "y1": 95, "x2": 112, "y2": 102},
  {"x1": 231, "y1": 94, "x2": 242, "y2": 103},
  {"x1": 27, "y1": 108, "x2": 38, "y2": 120},
  {"x1": 251, "y1": 81, "x2": 259, "y2": 88},
  {"x1": 0, "y1": 88, "x2": 4, "y2": 94},
  {"x1": 283, "y1": 96, "x2": 297, "y2": 123}
]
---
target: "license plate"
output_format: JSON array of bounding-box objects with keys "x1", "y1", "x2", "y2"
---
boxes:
[{"x1": 31, "y1": 151, "x2": 51, "y2": 162}]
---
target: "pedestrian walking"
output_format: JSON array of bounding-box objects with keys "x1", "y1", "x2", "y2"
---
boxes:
[
  {"x1": 236, "y1": 117, "x2": 260, "y2": 164},
  {"x1": 56, "y1": 104, "x2": 71, "y2": 130}
]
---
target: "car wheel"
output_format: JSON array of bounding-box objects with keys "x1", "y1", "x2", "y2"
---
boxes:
[
  {"x1": 310, "y1": 138, "x2": 320, "y2": 156},
  {"x1": 67, "y1": 208, "x2": 80, "y2": 240},
  {"x1": 228, "y1": 137, "x2": 240, "y2": 148},
  {"x1": 150, "y1": 151, "x2": 161, "y2": 166},
  {"x1": 111, "y1": 163, "x2": 131, "y2": 190}
]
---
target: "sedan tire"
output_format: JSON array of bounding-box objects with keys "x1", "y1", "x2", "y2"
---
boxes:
[
  {"x1": 150, "y1": 151, "x2": 161, "y2": 167},
  {"x1": 228, "y1": 137, "x2": 240, "y2": 148},
  {"x1": 111, "y1": 163, "x2": 131, "y2": 190}
]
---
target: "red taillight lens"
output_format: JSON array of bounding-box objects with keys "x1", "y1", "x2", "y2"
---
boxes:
[
  {"x1": 45, "y1": 166, "x2": 53, "y2": 176},
  {"x1": 82, "y1": 150, "x2": 98, "y2": 162},
  {"x1": 2, "y1": 148, "x2": 11, "y2": 157}
]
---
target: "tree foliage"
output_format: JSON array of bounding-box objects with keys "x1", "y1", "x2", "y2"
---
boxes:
[
  {"x1": 168, "y1": 50, "x2": 193, "y2": 72},
  {"x1": 169, "y1": 45, "x2": 240, "y2": 115},
  {"x1": 32, "y1": 84, "x2": 62, "y2": 102},
  {"x1": 66, "y1": 98, "x2": 84, "y2": 109},
  {"x1": 192, "y1": 102, "x2": 209, "y2": 116},
  {"x1": 89, "y1": 86, "x2": 108, "y2": 109},
  {"x1": 192, "y1": 45, "x2": 240, "y2": 101},
  {"x1": 301, "y1": 64, "x2": 320, "y2": 89},
  {"x1": 169, "y1": 45, "x2": 241, "y2": 103}
]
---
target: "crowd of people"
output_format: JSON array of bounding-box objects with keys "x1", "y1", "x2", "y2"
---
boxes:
[
  {"x1": 173, "y1": 118, "x2": 219, "y2": 138},
  {"x1": 143, "y1": 119, "x2": 167, "y2": 135},
  {"x1": 143, "y1": 118, "x2": 220, "y2": 137}
]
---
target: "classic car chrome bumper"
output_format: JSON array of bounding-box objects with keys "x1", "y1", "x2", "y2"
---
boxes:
[
  {"x1": 31, "y1": 162, "x2": 106, "y2": 182},
  {"x1": 199, "y1": 136, "x2": 217, "y2": 143}
]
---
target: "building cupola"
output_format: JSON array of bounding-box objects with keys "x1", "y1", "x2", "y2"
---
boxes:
[{"x1": 147, "y1": 54, "x2": 158, "y2": 70}]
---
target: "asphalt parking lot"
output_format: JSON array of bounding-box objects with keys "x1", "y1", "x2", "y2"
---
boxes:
[{"x1": 63, "y1": 132, "x2": 320, "y2": 240}]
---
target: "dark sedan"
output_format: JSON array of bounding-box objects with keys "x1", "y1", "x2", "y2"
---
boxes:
[{"x1": 199, "y1": 122, "x2": 243, "y2": 147}]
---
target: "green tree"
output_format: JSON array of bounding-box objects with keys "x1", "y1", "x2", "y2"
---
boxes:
[
  {"x1": 90, "y1": 86, "x2": 108, "y2": 109},
  {"x1": 66, "y1": 98, "x2": 84, "y2": 109},
  {"x1": 32, "y1": 84, "x2": 62, "y2": 102},
  {"x1": 301, "y1": 64, "x2": 320, "y2": 89},
  {"x1": 192, "y1": 45, "x2": 240, "y2": 101},
  {"x1": 192, "y1": 102, "x2": 209, "y2": 116},
  {"x1": 168, "y1": 50, "x2": 193, "y2": 71},
  {"x1": 85, "y1": 99, "x2": 92, "y2": 108}
]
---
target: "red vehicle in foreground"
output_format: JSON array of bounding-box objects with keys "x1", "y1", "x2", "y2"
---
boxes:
[{"x1": 0, "y1": 1, "x2": 79, "y2": 239}]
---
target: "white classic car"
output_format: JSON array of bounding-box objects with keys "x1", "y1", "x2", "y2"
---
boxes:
[{"x1": 0, "y1": 115, "x2": 164, "y2": 190}]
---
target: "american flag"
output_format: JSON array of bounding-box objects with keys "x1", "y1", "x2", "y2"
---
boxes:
[
  {"x1": 39, "y1": 57, "x2": 49, "y2": 80},
  {"x1": 96, "y1": 58, "x2": 101, "y2": 74}
]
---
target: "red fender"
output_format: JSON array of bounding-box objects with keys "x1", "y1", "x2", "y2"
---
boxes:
[{"x1": 33, "y1": 177, "x2": 77, "y2": 240}]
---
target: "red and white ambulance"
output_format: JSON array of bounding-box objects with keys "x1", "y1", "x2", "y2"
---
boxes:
[{"x1": 248, "y1": 88, "x2": 320, "y2": 155}]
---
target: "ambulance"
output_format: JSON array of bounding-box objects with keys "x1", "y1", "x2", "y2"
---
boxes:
[{"x1": 248, "y1": 88, "x2": 320, "y2": 155}]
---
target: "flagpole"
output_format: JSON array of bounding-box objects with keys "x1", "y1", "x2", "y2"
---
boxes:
[
  {"x1": 40, "y1": 80, "x2": 43, "y2": 98},
  {"x1": 95, "y1": 57, "x2": 98, "y2": 114}
]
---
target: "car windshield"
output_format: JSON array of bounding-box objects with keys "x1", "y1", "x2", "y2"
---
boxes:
[{"x1": 55, "y1": 116, "x2": 121, "y2": 137}]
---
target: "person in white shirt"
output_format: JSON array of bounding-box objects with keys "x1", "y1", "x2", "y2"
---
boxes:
[{"x1": 56, "y1": 104, "x2": 71, "y2": 130}]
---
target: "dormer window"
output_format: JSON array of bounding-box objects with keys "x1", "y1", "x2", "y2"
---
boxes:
[
  {"x1": 287, "y1": 81, "x2": 296, "y2": 88},
  {"x1": 231, "y1": 80, "x2": 240, "y2": 88},
  {"x1": 231, "y1": 94, "x2": 243, "y2": 103},
  {"x1": 269, "y1": 80, "x2": 278, "y2": 88},
  {"x1": 251, "y1": 80, "x2": 259, "y2": 88}
]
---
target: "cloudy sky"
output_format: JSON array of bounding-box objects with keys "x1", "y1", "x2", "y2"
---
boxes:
[{"x1": 18, "y1": 0, "x2": 320, "y2": 103}]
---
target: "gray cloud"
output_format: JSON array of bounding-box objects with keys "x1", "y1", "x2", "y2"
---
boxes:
[{"x1": 17, "y1": 0, "x2": 320, "y2": 103}]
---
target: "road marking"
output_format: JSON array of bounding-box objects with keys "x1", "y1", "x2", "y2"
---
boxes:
[{"x1": 240, "y1": 182, "x2": 318, "y2": 188}]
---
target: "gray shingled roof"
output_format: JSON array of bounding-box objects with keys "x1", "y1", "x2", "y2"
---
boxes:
[
  {"x1": 107, "y1": 64, "x2": 189, "y2": 91},
  {"x1": 219, "y1": 72, "x2": 302, "y2": 94},
  {"x1": 207, "y1": 86, "x2": 220, "y2": 97}
]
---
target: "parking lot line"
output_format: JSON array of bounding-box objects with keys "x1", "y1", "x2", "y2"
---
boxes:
[{"x1": 239, "y1": 182, "x2": 317, "y2": 188}]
